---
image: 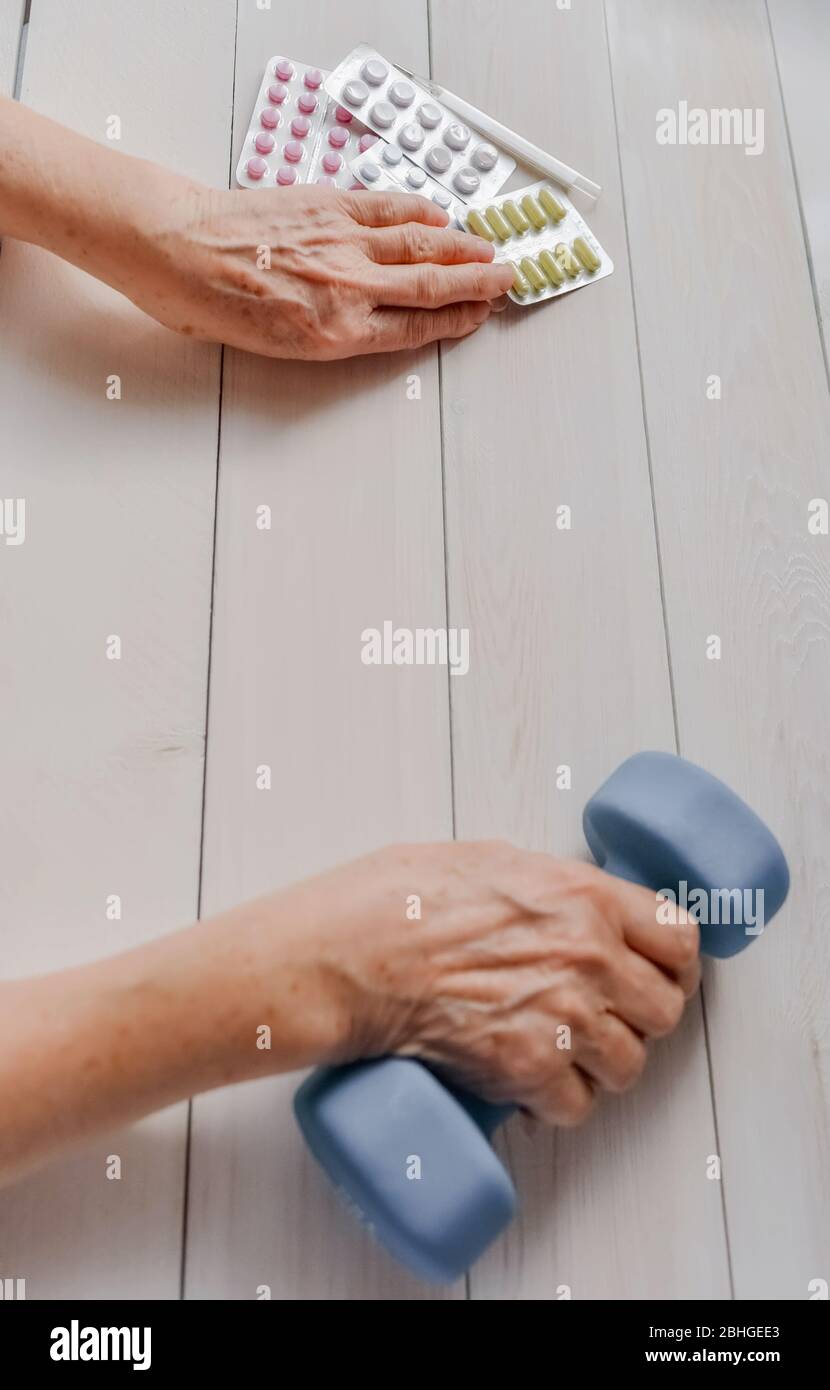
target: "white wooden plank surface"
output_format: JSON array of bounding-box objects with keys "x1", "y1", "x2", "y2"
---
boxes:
[
  {"x1": 429, "y1": 0, "x2": 730, "y2": 1300},
  {"x1": 0, "y1": 0, "x2": 235, "y2": 1297},
  {"x1": 768, "y1": 0, "x2": 830, "y2": 373},
  {"x1": 606, "y1": 0, "x2": 830, "y2": 1298},
  {"x1": 0, "y1": 0, "x2": 24, "y2": 95},
  {"x1": 183, "y1": 0, "x2": 459, "y2": 1300}
]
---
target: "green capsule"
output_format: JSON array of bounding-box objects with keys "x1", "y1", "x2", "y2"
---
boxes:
[
  {"x1": 466, "y1": 209, "x2": 495, "y2": 241},
  {"x1": 484, "y1": 204, "x2": 512, "y2": 242},
  {"x1": 520, "y1": 193, "x2": 547, "y2": 229},
  {"x1": 539, "y1": 187, "x2": 567, "y2": 223},
  {"x1": 509, "y1": 261, "x2": 530, "y2": 297},
  {"x1": 519, "y1": 256, "x2": 547, "y2": 292},
  {"x1": 537, "y1": 248, "x2": 565, "y2": 287},
  {"x1": 502, "y1": 199, "x2": 529, "y2": 234},
  {"x1": 572, "y1": 235, "x2": 601, "y2": 272},
  {"x1": 554, "y1": 242, "x2": 581, "y2": 278}
]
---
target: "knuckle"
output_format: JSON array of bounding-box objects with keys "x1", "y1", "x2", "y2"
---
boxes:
[
  {"x1": 557, "y1": 989, "x2": 595, "y2": 1037},
  {"x1": 377, "y1": 195, "x2": 398, "y2": 223},
  {"x1": 468, "y1": 264, "x2": 488, "y2": 298},
  {"x1": 407, "y1": 227, "x2": 432, "y2": 262},
  {"x1": 672, "y1": 919, "x2": 701, "y2": 970},
  {"x1": 650, "y1": 984, "x2": 686, "y2": 1036},
  {"x1": 416, "y1": 266, "x2": 441, "y2": 303},
  {"x1": 573, "y1": 935, "x2": 612, "y2": 976},
  {"x1": 400, "y1": 311, "x2": 426, "y2": 349},
  {"x1": 612, "y1": 1042, "x2": 647, "y2": 1092},
  {"x1": 502, "y1": 1033, "x2": 551, "y2": 1091},
  {"x1": 556, "y1": 1086, "x2": 595, "y2": 1128}
]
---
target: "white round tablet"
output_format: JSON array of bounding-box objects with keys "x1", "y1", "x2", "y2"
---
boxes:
[
  {"x1": 370, "y1": 101, "x2": 396, "y2": 128},
  {"x1": 443, "y1": 122, "x2": 471, "y2": 151},
  {"x1": 472, "y1": 142, "x2": 499, "y2": 171},
  {"x1": 417, "y1": 101, "x2": 443, "y2": 129},
  {"x1": 343, "y1": 79, "x2": 369, "y2": 107},
  {"x1": 399, "y1": 123, "x2": 424, "y2": 151},
  {"x1": 388, "y1": 80, "x2": 415, "y2": 108},
  {"x1": 426, "y1": 145, "x2": 452, "y2": 174},
  {"x1": 453, "y1": 166, "x2": 480, "y2": 195},
  {"x1": 361, "y1": 58, "x2": 388, "y2": 86}
]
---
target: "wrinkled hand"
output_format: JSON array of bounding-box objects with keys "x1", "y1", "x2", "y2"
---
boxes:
[
  {"x1": 124, "y1": 179, "x2": 513, "y2": 359},
  {"x1": 309, "y1": 841, "x2": 700, "y2": 1125}
]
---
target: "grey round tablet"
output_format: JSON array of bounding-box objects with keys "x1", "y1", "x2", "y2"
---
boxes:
[
  {"x1": 370, "y1": 101, "x2": 396, "y2": 129},
  {"x1": 472, "y1": 142, "x2": 498, "y2": 172},
  {"x1": 443, "y1": 122, "x2": 471, "y2": 151},
  {"x1": 417, "y1": 101, "x2": 442, "y2": 129},
  {"x1": 382, "y1": 143, "x2": 404, "y2": 166},
  {"x1": 388, "y1": 80, "x2": 415, "y2": 108},
  {"x1": 399, "y1": 123, "x2": 424, "y2": 151},
  {"x1": 343, "y1": 79, "x2": 368, "y2": 107},
  {"x1": 426, "y1": 145, "x2": 452, "y2": 174},
  {"x1": 358, "y1": 161, "x2": 381, "y2": 182},
  {"x1": 432, "y1": 189, "x2": 453, "y2": 209},
  {"x1": 361, "y1": 58, "x2": 388, "y2": 86},
  {"x1": 406, "y1": 166, "x2": 427, "y2": 189},
  {"x1": 453, "y1": 166, "x2": 480, "y2": 195}
]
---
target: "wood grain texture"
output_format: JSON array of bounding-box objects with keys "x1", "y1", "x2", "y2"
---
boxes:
[
  {"x1": 0, "y1": 0, "x2": 235, "y2": 1297},
  {"x1": 606, "y1": 0, "x2": 830, "y2": 1298},
  {"x1": 0, "y1": 0, "x2": 24, "y2": 95},
  {"x1": 183, "y1": 1, "x2": 459, "y2": 1300},
  {"x1": 768, "y1": 0, "x2": 830, "y2": 374},
  {"x1": 429, "y1": 0, "x2": 729, "y2": 1300}
]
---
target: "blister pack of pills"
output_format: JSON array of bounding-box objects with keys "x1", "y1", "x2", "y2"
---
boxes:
[
  {"x1": 458, "y1": 180, "x2": 613, "y2": 305},
  {"x1": 325, "y1": 43, "x2": 515, "y2": 201},
  {"x1": 349, "y1": 141, "x2": 462, "y2": 216},
  {"x1": 310, "y1": 100, "x2": 372, "y2": 188},
  {"x1": 236, "y1": 55, "x2": 369, "y2": 190}
]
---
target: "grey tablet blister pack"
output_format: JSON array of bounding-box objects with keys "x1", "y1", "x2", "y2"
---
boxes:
[
  {"x1": 325, "y1": 42, "x2": 515, "y2": 200},
  {"x1": 349, "y1": 140, "x2": 464, "y2": 217}
]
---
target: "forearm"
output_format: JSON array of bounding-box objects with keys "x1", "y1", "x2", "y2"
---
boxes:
[
  {"x1": 0, "y1": 93, "x2": 193, "y2": 294},
  {"x1": 0, "y1": 885, "x2": 351, "y2": 1187}
]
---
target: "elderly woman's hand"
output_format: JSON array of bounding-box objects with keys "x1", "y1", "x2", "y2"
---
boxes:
[
  {"x1": 0, "y1": 96, "x2": 511, "y2": 360},
  {"x1": 129, "y1": 180, "x2": 514, "y2": 359}
]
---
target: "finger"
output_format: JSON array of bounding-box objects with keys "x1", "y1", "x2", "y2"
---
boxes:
[
  {"x1": 374, "y1": 260, "x2": 515, "y2": 309},
  {"x1": 527, "y1": 1066, "x2": 596, "y2": 1128},
  {"x1": 602, "y1": 872, "x2": 701, "y2": 992},
  {"x1": 340, "y1": 189, "x2": 449, "y2": 229},
  {"x1": 367, "y1": 300, "x2": 492, "y2": 353},
  {"x1": 366, "y1": 223, "x2": 495, "y2": 267},
  {"x1": 608, "y1": 946, "x2": 688, "y2": 1038},
  {"x1": 575, "y1": 1010, "x2": 647, "y2": 1093}
]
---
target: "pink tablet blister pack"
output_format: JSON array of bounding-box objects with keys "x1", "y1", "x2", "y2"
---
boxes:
[
  {"x1": 325, "y1": 43, "x2": 516, "y2": 201},
  {"x1": 236, "y1": 55, "x2": 369, "y2": 190}
]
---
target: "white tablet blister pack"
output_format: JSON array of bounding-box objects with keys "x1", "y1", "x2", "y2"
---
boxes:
[
  {"x1": 236, "y1": 55, "x2": 370, "y2": 190},
  {"x1": 349, "y1": 140, "x2": 463, "y2": 217},
  {"x1": 325, "y1": 43, "x2": 516, "y2": 200},
  {"x1": 458, "y1": 181, "x2": 613, "y2": 305}
]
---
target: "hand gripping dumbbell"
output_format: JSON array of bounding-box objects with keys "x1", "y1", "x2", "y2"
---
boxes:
[{"x1": 294, "y1": 751, "x2": 789, "y2": 1284}]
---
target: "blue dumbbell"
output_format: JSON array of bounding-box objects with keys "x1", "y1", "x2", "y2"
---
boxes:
[{"x1": 294, "y1": 751, "x2": 789, "y2": 1284}]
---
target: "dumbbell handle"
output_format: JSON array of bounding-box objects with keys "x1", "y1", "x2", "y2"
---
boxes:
[{"x1": 448, "y1": 848, "x2": 656, "y2": 1137}]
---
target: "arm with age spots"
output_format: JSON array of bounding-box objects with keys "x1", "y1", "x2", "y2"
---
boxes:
[
  {"x1": 0, "y1": 844, "x2": 698, "y2": 1188},
  {"x1": 0, "y1": 94, "x2": 512, "y2": 359}
]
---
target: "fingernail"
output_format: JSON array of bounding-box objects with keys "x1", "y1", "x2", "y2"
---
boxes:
[{"x1": 489, "y1": 297, "x2": 509, "y2": 313}]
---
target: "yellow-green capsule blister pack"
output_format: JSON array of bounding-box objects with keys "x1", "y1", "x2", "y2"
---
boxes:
[{"x1": 458, "y1": 179, "x2": 613, "y2": 306}]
